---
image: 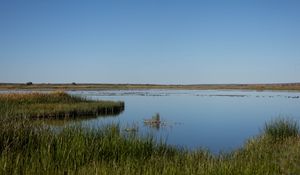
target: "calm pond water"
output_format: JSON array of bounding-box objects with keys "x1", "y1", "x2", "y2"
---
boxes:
[
  {"x1": 2, "y1": 89, "x2": 300, "y2": 153},
  {"x1": 66, "y1": 90, "x2": 300, "y2": 153}
]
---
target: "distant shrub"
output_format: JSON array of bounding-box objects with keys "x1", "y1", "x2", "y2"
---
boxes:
[
  {"x1": 72, "y1": 82, "x2": 77, "y2": 85},
  {"x1": 264, "y1": 118, "x2": 299, "y2": 140},
  {"x1": 26, "y1": 82, "x2": 33, "y2": 85}
]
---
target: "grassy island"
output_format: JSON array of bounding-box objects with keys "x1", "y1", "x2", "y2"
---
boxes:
[{"x1": 0, "y1": 92, "x2": 124, "y2": 119}]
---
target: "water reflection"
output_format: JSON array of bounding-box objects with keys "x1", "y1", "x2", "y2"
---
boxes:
[
  {"x1": 9, "y1": 89, "x2": 299, "y2": 153},
  {"x1": 33, "y1": 111, "x2": 124, "y2": 127}
]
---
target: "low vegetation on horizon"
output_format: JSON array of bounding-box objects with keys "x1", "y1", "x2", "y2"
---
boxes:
[{"x1": 1, "y1": 83, "x2": 300, "y2": 91}]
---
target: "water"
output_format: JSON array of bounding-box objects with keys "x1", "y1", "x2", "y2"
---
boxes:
[
  {"x1": 66, "y1": 90, "x2": 300, "y2": 153},
  {"x1": 2, "y1": 89, "x2": 300, "y2": 153}
]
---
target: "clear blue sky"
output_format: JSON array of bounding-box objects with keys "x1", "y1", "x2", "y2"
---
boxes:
[{"x1": 1, "y1": 0, "x2": 300, "y2": 84}]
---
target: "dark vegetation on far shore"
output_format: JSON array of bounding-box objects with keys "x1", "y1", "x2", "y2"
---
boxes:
[{"x1": 1, "y1": 83, "x2": 300, "y2": 91}]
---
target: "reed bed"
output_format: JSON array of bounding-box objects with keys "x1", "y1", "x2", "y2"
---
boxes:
[
  {"x1": 0, "y1": 117, "x2": 299, "y2": 174},
  {"x1": 0, "y1": 92, "x2": 124, "y2": 118},
  {"x1": 264, "y1": 117, "x2": 299, "y2": 140}
]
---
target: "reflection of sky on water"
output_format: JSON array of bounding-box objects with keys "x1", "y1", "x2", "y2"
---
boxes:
[
  {"x1": 68, "y1": 90, "x2": 300, "y2": 153},
  {"x1": 2, "y1": 89, "x2": 300, "y2": 153}
]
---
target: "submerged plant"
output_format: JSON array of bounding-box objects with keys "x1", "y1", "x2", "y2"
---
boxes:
[{"x1": 152, "y1": 113, "x2": 160, "y2": 122}]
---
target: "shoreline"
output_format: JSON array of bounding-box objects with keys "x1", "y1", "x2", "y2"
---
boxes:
[{"x1": 1, "y1": 83, "x2": 300, "y2": 91}]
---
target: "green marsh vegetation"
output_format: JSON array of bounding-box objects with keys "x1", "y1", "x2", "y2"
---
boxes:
[
  {"x1": 0, "y1": 92, "x2": 299, "y2": 174},
  {"x1": 0, "y1": 117, "x2": 299, "y2": 174},
  {"x1": 0, "y1": 92, "x2": 124, "y2": 118},
  {"x1": 264, "y1": 117, "x2": 299, "y2": 140}
]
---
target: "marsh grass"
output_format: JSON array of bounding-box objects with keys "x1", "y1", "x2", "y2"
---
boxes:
[
  {"x1": 264, "y1": 117, "x2": 299, "y2": 140},
  {"x1": 0, "y1": 92, "x2": 124, "y2": 118},
  {"x1": 0, "y1": 118, "x2": 177, "y2": 174},
  {"x1": 0, "y1": 117, "x2": 299, "y2": 174}
]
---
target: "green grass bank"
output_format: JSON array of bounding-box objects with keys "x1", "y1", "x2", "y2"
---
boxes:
[{"x1": 0, "y1": 118, "x2": 299, "y2": 174}]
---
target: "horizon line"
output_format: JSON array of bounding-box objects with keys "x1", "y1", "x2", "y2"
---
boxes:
[{"x1": 1, "y1": 82, "x2": 300, "y2": 86}]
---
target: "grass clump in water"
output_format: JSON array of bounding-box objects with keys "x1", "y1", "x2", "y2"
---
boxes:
[{"x1": 264, "y1": 118, "x2": 299, "y2": 140}]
